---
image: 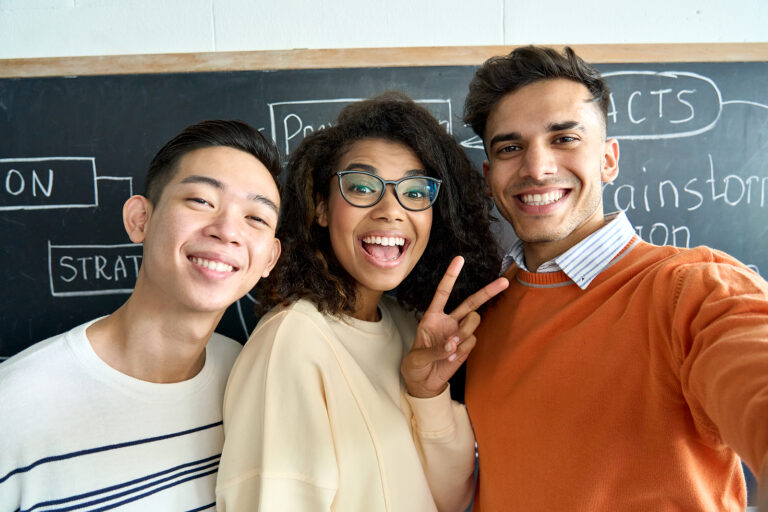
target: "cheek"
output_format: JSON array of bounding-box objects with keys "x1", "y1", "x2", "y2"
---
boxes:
[
  {"x1": 326, "y1": 199, "x2": 362, "y2": 242},
  {"x1": 413, "y1": 210, "x2": 433, "y2": 248}
]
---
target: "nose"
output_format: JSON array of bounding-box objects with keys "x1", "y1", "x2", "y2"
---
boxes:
[
  {"x1": 521, "y1": 141, "x2": 557, "y2": 180},
  {"x1": 203, "y1": 207, "x2": 242, "y2": 245},
  {"x1": 370, "y1": 184, "x2": 405, "y2": 221}
]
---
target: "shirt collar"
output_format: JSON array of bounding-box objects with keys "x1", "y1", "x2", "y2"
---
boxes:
[{"x1": 500, "y1": 211, "x2": 635, "y2": 290}]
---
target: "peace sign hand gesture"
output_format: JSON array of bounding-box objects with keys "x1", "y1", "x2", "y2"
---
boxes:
[{"x1": 401, "y1": 255, "x2": 509, "y2": 399}]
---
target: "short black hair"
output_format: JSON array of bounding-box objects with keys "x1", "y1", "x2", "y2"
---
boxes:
[
  {"x1": 463, "y1": 46, "x2": 611, "y2": 144},
  {"x1": 144, "y1": 120, "x2": 281, "y2": 205}
]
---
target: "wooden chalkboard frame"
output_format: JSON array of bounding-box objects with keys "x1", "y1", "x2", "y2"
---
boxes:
[{"x1": 1, "y1": 43, "x2": 767, "y2": 78}]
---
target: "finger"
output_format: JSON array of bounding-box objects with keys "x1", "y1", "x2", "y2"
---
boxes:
[
  {"x1": 425, "y1": 256, "x2": 465, "y2": 314},
  {"x1": 450, "y1": 276, "x2": 509, "y2": 321},
  {"x1": 404, "y1": 342, "x2": 458, "y2": 370},
  {"x1": 448, "y1": 334, "x2": 476, "y2": 363},
  {"x1": 453, "y1": 311, "x2": 481, "y2": 344}
]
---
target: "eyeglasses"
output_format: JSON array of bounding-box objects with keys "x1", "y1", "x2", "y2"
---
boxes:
[{"x1": 334, "y1": 170, "x2": 441, "y2": 212}]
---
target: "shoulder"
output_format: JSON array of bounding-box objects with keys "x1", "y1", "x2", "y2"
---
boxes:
[
  {"x1": 648, "y1": 243, "x2": 760, "y2": 278},
  {"x1": 674, "y1": 246, "x2": 767, "y2": 292},
  {"x1": 0, "y1": 322, "x2": 93, "y2": 431},
  {"x1": 0, "y1": 323, "x2": 86, "y2": 392},
  {"x1": 255, "y1": 299, "x2": 332, "y2": 340},
  {"x1": 236, "y1": 299, "x2": 340, "y2": 368},
  {"x1": 630, "y1": 242, "x2": 768, "y2": 299},
  {"x1": 207, "y1": 332, "x2": 242, "y2": 374},
  {"x1": 225, "y1": 300, "x2": 344, "y2": 398}
]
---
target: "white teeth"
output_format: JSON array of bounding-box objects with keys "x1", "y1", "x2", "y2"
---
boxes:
[
  {"x1": 191, "y1": 256, "x2": 234, "y2": 272},
  {"x1": 520, "y1": 191, "x2": 565, "y2": 206},
  {"x1": 362, "y1": 236, "x2": 406, "y2": 246}
]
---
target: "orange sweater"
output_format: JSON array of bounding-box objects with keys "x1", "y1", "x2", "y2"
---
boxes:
[{"x1": 467, "y1": 239, "x2": 768, "y2": 511}]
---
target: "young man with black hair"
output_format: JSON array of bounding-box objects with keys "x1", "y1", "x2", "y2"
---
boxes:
[
  {"x1": 464, "y1": 46, "x2": 768, "y2": 511},
  {"x1": 0, "y1": 120, "x2": 282, "y2": 510}
]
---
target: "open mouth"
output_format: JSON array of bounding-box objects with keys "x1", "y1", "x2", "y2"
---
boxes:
[
  {"x1": 518, "y1": 190, "x2": 567, "y2": 206},
  {"x1": 189, "y1": 256, "x2": 237, "y2": 273},
  {"x1": 361, "y1": 235, "x2": 407, "y2": 262}
]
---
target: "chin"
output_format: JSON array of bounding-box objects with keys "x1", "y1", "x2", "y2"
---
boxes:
[{"x1": 362, "y1": 277, "x2": 407, "y2": 294}]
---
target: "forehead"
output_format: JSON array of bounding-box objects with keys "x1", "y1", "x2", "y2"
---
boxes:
[
  {"x1": 338, "y1": 138, "x2": 423, "y2": 173},
  {"x1": 171, "y1": 146, "x2": 280, "y2": 204},
  {"x1": 486, "y1": 78, "x2": 603, "y2": 137}
]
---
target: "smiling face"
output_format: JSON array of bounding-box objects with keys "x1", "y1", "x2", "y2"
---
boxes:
[
  {"x1": 316, "y1": 138, "x2": 433, "y2": 313},
  {"x1": 483, "y1": 78, "x2": 619, "y2": 269},
  {"x1": 126, "y1": 145, "x2": 281, "y2": 315}
]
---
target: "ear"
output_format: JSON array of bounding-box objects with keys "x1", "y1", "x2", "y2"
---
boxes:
[
  {"x1": 261, "y1": 239, "x2": 282, "y2": 278},
  {"x1": 315, "y1": 197, "x2": 329, "y2": 227},
  {"x1": 601, "y1": 138, "x2": 620, "y2": 184},
  {"x1": 123, "y1": 195, "x2": 152, "y2": 243},
  {"x1": 482, "y1": 160, "x2": 494, "y2": 198}
]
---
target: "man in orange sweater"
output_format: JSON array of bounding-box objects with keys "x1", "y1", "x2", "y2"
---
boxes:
[{"x1": 463, "y1": 45, "x2": 768, "y2": 511}]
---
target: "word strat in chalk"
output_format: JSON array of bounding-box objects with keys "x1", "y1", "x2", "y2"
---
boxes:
[
  {"x1": 0, "y1": 157, "x2": 97, "y2": 210},
  {"x1": 49, "y1": 243, "x2": 143, "y2": 297}
]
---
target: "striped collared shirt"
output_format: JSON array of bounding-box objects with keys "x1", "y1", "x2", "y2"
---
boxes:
[{"x1": 500, "y1": 211, "x2": 636, "y2": 290}]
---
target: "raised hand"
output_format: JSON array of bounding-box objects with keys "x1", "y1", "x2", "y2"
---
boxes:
[{"x1": 401, "y1": 255, "x2": 509, "y2": 399}]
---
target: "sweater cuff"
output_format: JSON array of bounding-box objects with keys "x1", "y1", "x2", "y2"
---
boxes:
[{"x1": 405, "y1": 385, "x2": 456, "y2": 436}]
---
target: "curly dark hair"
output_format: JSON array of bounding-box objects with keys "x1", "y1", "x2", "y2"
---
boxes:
[
  {"x1": 463, "y1": 45, "x2": 611, "y2": 145},
  {"x1": 254, "y1": 92, "x2": 501, "y2": 317}
]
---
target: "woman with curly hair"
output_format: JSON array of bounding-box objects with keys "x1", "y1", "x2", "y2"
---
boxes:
[{"x1": 216, "y1": 92, "x2": 507, "y2": 512}]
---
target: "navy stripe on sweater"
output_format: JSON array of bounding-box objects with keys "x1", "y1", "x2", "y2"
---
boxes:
[
  {"x1": 0, "y1": 421, "x2": 222, "y2": 485},
  {"x1": 22, "y1": 455, "x2": 220, "y2": 511}
]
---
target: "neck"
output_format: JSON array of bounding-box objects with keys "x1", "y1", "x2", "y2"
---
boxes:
[
  {"x1": 86, "y1": 282, "x2": 223, "y2": 383},
  {"x1": 351, "y1": 286, "x2": 384, "y2": 322},
  {"x1": 523, "y1": 212, "x2": 608, "y2": 272}
]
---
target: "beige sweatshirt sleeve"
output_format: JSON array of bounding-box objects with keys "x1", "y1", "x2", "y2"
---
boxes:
[
  {"x1": 405, "y1": 386, "x2": 476, "y2": 512},
  {"x1": 216, "y1": 310, "x2": 338, "y2": 511}
]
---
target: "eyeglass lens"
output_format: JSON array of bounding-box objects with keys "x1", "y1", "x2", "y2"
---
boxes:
[{"x1": 339, "y1": 172, "x2": 438, "y2": 211}]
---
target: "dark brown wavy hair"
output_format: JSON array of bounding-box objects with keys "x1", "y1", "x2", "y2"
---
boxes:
[
  {"x1": 463, "y1": 46, "x2": 611, "y2": 146},
  {"x1": 254, "y1": 92, "x2": 501, "y2": 317}
]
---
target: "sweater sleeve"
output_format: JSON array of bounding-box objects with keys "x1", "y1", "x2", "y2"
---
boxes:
[
  {"x1": 671, "y1": 255, "x2": 768, "y2": 478},
  {"x1": 216, "y1": 309, "x2": 338, "y2": 511},
  {"x1": 405, "y1": 385, "x2": 475, "y2": 512}
]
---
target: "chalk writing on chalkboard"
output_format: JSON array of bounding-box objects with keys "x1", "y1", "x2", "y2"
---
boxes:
[
  {"x1": 48, "y1": 242, "x2": 143, "y2": 297},
  {"x1": 1, "y1": 61, "x2": 766, "y2": 359},
  {"x1": 269, "y1": 98, "x2": 453, "y2": 156},
  {"x1": 0, "y1": 157, "x2": 98, "y2": 210}
]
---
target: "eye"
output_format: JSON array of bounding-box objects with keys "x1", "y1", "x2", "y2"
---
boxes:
[
  {"x1": 348, "y1": 183, "x2": 376, "y2": 195},
  {"x1": 497, "y1": 143, "x2": 522, "y2": 154},
  {"x1": 403, "y1": 189, "x2": 426, "y2": 199},
  {"x1": 340, "y1": 173, "x2": 381, "y2": 197},
  {"x1": 553, "y1": 135, "x2": 578, "y2": 144},
  {"x1": 187, "y1": 197, "x2": 212, "y2": 207},
  {"x1": 247, "y1": 215, "x2": 269, "y2": 227}
]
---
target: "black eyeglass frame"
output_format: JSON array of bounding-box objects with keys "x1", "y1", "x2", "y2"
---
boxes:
[{"x1": 333, "y1": 170, "x2": 442, "y2": 212}]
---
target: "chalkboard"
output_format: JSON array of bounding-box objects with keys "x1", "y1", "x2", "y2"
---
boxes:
[{"x1": 1, "y1": 55, "x2": 767, "y2": 361}]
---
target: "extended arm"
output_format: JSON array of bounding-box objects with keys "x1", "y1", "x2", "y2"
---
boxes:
[{"x1": 674, "y1": 259, "x2": 768, "y2": 480}]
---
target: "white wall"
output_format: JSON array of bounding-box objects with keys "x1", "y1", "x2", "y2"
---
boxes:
[{"x1": 1, "y1": 0, "x2": 766, "y2": 59}]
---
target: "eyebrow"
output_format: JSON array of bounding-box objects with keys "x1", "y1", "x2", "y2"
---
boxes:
[
  {"x1": 343, "y1": 163, "x2": 426, "y2": 177},
  {"x1": 180, "y1": 174, "x2": 279, "y2": 213},
  {"x1": 548, "y1": 121, "x2": 584, "y2": 132},
  {"x1": 488, "y1": 121, "x2": 585, "y2": 148}
]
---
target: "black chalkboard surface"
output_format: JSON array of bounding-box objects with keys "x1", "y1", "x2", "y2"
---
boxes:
[{"x1": 1, "y1": 60, "x2": 767, "y2": 359}]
